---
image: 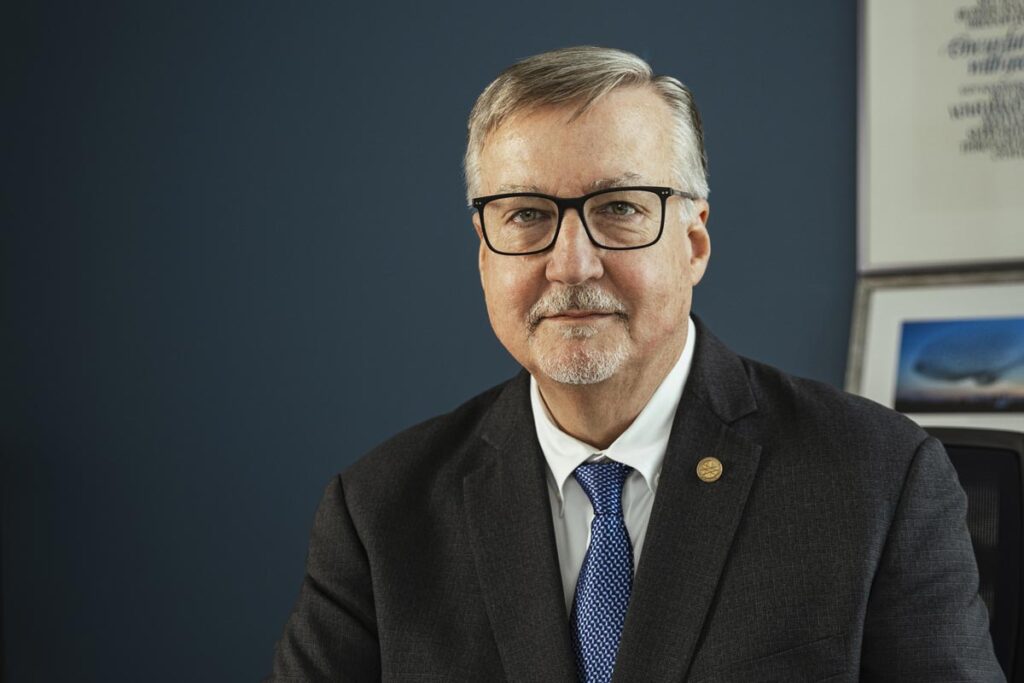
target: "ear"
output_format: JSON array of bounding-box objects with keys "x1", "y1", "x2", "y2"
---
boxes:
[
  {"x1": 686, "y1": 199, "x2": 711, "y2": 286},
  {"x1": 472, "y1": 211, "x2": 484, "y2": 240},
  {"x1": 693, "y1": 198, "x2": 710, "y2": 228},
  {"x1": 473, "y1": 212, "x2": 487, "y2": 291}
]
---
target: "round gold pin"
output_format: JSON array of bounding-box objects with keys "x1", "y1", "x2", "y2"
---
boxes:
[{"x1": 696, "y1": 457, "x2": 723, "y2": 483}]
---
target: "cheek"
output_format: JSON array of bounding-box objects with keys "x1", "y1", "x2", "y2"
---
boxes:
[
  {"x1": 481, "y1": 263, "x2": 540, "y2": 325},
  {"x1": 616, "y1": 253, "x2": 692, "y2": 332}
]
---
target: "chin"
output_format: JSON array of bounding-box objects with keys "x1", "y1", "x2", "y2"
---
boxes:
[{"x1": 535, "y1": 344, "x2": 630, "y2": 386}]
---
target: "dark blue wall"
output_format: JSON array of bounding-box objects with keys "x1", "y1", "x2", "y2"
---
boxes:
[{"x1": 2, "y1": 1, "x2": 856, "y2": 680}]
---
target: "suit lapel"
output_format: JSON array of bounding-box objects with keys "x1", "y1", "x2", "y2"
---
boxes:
[
  {"x1": 614, "y1": 321, "x2": 762, "y2": 682},
  {"x1": 463, "y1": 373, "x2": 577, "y2": 683}
]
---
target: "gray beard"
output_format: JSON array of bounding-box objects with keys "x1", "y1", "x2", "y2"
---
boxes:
[
  {"x1": 534, "y1": 324, "x2": 629, "y2": 385},
  {"x1": 527, "y1": 284, "x2": 631, "y2": 385}
]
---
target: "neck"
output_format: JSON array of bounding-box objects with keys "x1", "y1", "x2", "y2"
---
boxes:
[{"x1": 535, "y1": 333, "x2": 686, "y2": 450}]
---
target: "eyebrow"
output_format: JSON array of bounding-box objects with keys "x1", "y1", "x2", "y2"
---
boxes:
[
  {"x1": 588, "y1": 173, "x2": 647, "y2": 191},
  {"x1": 496, "y1": 183, "x2": 543, "y2": 193},
  {"x1": 495, "y1": 173, "x2": 650, "y2": 195}
]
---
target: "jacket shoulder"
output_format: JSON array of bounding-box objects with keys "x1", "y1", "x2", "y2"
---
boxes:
[
  {"x1": 731, "y1": 356, "x2": 953, "y2": 540},
  {"x1": 736, "y1": 355, "x2": 931, "y2": 462},
  {"x1": 338, "y1": 375, "x2": 518, "y2": 512}
]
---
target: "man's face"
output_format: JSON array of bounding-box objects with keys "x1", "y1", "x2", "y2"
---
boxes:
[{"x1": 473, "y1": 85, "x2": 710, "y2": 386}]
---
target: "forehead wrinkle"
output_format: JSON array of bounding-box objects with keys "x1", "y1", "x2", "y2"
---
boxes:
[
  {"x1": 495, "y1": 173, "x2": 654, "y2": 197},
  {"x1": 588, "y1": 172, "x2": 649, "y2": 191}
]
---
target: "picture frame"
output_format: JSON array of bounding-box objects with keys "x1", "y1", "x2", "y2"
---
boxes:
[
  {"x1": 846, "y1": 270, "x2": 1024, "y2": 431},
  {"x1": 857, "y1": 0, "x2": 1024, "y2": 272}
]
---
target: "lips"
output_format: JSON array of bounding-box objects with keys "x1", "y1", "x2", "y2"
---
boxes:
[
  {"x1": 541, "y1": 310, "x2": 620, "y2": 324},
  {"x1": 550, "y1": 310, "x2": 611, "y2": 318}
]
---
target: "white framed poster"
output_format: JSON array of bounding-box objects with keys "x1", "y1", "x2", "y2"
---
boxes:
[
  {"x1": 847, "y1": 270, "x2": 1024, "y2": 431},
  {"x1": 858, "y1": 0, "x2": 1024, "y2": 272}
]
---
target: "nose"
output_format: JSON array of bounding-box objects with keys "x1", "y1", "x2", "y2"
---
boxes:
[{"x1": 545, "y1": 208, "x2": 604, "y2": 285}]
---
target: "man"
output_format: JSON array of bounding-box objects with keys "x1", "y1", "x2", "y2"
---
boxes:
[{"x1": 269, "y1": 47, "x2": 1002, "y2": 681}]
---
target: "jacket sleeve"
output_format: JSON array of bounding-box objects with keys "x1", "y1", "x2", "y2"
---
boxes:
[
  {"x1": 266, "y1": 475, "x2": 380, "y2": 682},
  {"x1": 860, "y1": 436, "x2": 1005, "y2": 682}
]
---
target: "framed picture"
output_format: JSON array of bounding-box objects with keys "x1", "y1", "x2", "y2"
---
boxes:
[
  {"x1": 847, "y1": 270, "x2": 1024, "y2": 431},
  {"x1": 858, "y1": 0, "x2": 1024, "y2": 272}
]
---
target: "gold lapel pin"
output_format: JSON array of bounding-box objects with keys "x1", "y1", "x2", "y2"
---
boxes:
[{"x1": 696, "y1": 456, "x2": 723, "y2": 483}]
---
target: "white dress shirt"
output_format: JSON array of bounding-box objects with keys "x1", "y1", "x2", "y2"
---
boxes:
[{"x1": 529, "y1": 317, "x2": 697, "y2": 614}]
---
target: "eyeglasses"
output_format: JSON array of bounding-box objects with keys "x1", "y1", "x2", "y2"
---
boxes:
[{"x1": 471, "y1": 186, "x2": 699, "y2": 256}]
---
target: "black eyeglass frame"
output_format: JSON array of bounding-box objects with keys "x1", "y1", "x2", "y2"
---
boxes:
[{"x1": 471, "y1": 185, "x2": 700, "y2": 256}]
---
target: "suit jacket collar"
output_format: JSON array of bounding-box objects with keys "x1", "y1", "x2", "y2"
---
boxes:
[
  {"x1": 465, "y1": 317, "x2": 761, "y2": 682},
  {"x1": 685, "y1": 314, "x2": 758, "y2": 424}
]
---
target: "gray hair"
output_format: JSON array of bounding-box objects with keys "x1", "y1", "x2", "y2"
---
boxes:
[{"x1": 464, "y1": 46, "x2": 709, "y2": 204}]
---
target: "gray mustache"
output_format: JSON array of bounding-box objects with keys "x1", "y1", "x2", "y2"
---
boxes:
[{"x1": 527, "y1": 286, "x2": 628, "y2": 328}]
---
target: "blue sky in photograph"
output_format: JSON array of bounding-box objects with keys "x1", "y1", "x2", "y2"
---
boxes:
[{"x1": 895, "y1": 317, "x2": 1024, "y2": 402}]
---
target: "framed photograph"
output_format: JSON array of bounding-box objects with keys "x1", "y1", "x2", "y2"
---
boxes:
[
  {"x1": 858, "y1": 0, "x2": 1024, "y2": 272},
  {"x1": 847, "y1": 270, "x2": 1024, "y2": 430}
]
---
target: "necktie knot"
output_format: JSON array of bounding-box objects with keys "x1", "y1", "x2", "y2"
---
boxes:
[{"x1": 573, "y1": 461, "x2": 632, "y2": 516}]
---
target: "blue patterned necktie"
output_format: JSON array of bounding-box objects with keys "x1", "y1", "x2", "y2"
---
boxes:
[{"x1": 570, "y1": 461, "x2": 635, "y2": 683}]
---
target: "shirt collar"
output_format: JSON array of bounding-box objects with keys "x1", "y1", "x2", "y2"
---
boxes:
[{"x1": 530, "y1": 317, "x2": 697, "y2": 504}]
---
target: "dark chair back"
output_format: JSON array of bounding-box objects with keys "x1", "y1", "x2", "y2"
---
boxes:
[{"x1": 926, "y1": 427, "x2": 1024, "y2": 682}]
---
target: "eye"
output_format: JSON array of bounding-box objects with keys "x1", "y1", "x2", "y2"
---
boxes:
[
  {"x1": 599, "y1": 201, "x2": 640, "y2": 217},
  {"x1": 511, "y1": 208, "x2": 546, "y2": 223},
  {"x1": 505, "y1": 205, "x2": 552, "y2": 224}
]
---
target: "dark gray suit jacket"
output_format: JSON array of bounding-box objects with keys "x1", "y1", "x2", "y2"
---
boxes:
[{"x1": 269, "y1": 320, "x2": 1004, "y2": 682}]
